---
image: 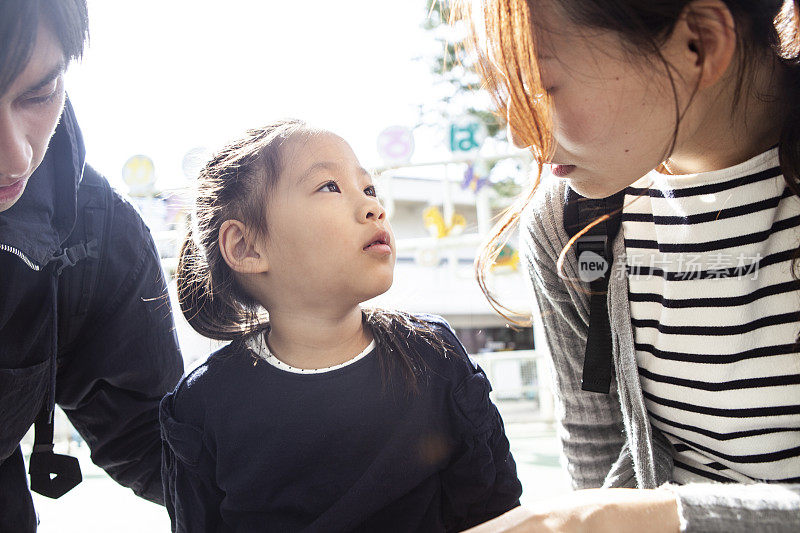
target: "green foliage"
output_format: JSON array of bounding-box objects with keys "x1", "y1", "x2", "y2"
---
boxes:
[
  {"x1": 420, "y1": 0, "x2": 503, "y2": 137},
  {"x1": 491, "y1": 176, "x2": 523, "y2": 199}
]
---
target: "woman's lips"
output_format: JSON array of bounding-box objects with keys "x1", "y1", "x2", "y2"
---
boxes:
[
  {"x1": 551, "y1": 164, "x2": 576, "y2": 178},
  {"x1": 0, "y1": 178, "x2": 27, "y2": 203}
]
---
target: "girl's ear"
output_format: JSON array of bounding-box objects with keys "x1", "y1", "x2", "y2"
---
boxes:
[
  {"x1": 218, "y1": 219, "x2": 269, "y2": 274},
  {"x1": 671, "y1": 0, "x2": 737, "y2": 90}
]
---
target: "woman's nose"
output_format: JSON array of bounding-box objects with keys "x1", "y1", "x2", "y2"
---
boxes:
[{"x1": 0, "y1": 109, "x2": 33, "y2": 181}]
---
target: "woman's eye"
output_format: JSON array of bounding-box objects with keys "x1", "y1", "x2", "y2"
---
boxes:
[
  {"x1": 364, "y1": 185, "x2": 376, "y2": 197},
  {"x1": 319, "y1": 180, "x2": 340, "y2": 193}
]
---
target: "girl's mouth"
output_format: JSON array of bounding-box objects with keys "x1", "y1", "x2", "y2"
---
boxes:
[{"x1": 363, "y1": 231, "x2": 392, "y2": 255}]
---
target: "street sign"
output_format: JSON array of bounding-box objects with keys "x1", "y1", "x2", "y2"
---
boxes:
[
  {"x1": 377, "y1": 125, "x2": 414, "y2": 164},
  {"x1": 449, "y1": 117, "x2": 487, "y2": 153},
  {"x1": 122, "y1": 155, "x2": 155, "y2": 197}
]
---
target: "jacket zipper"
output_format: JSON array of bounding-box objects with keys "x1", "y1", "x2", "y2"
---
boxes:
[{"x1": 0, "y1": 243, "x2": 40, "y2": 271}]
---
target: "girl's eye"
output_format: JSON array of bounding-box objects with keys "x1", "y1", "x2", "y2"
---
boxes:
[
  {"x1": 364, "y1": 185, "x2": 376, "y2": 197},
  {"x1": 318, "y1": 180, "x2": 340, "y2": 193}
]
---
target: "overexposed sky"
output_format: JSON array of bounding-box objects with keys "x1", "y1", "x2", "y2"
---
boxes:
[{"x1": 65, "y1": 0, "x2": 445, "y2": 190}]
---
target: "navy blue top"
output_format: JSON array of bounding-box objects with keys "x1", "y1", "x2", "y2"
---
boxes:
[{"x1": 160, "y1": 316, "x2": 521, "y2": 532}]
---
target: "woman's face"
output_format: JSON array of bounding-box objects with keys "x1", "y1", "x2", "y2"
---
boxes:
[{"x1": 509, "y1": 4, "x2": 692, "y2": 198}]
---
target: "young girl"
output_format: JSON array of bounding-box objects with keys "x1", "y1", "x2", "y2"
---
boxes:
[
  {"x1": 452, "y1": 0, "x2": 800, "y2": 531},
  {"x1": 159, "y1": 120, "x2": 522, "y2": 532}
]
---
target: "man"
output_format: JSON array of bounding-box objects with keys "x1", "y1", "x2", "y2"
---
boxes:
[{"x1": 0, "y1": 1, "x2": 184, "y2": 530}]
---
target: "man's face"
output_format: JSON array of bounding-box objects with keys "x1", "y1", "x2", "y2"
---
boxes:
[{"x1": 0, "y1": 22, "x2": 66, "y2": 212}]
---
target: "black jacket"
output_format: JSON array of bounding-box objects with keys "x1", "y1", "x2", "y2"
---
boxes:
[{"x1": 0, "y1": 100, "x2": 183, "y2": 531}]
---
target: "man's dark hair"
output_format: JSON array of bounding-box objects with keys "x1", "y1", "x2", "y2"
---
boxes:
[{"x1": 0, "y1": 0, "x2": 89, "y2": 95}]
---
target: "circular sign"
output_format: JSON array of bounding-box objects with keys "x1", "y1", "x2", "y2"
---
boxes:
[
  {"x1": 122, "y1": 155, "x2": 155, "y2": 196},
  {"x1": 377, "y1": 126, "x2": 415, "y2": 164}
]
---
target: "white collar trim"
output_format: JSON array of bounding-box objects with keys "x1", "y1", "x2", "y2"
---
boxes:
[{"x1": 245, "y1": 332, "x2": 375, "y2": 374}]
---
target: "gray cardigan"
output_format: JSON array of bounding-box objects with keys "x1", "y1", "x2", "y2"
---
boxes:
[{"x1": 520, "y1": 177, "x2": 800, "y2": 532}]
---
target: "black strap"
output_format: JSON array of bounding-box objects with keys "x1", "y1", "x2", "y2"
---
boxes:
[
  {"x1": 29, "y1": 240, "x2": 99, "y2": 499},
  {"x1": 563, "y1": 187, "x2": 625, "y2": 394},
  {"x1": 52, "y1": 240, "x2": 98, "y2": 276},
  {"x1": 28, "y1": 407, "x2": 82, "y2": 499}
]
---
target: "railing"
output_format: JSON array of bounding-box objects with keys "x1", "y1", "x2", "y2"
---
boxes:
[{"x1": 470, "y1": 349, "x2": 554, "y2": 423}]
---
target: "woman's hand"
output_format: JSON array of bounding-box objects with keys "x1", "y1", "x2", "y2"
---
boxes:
[{"x1": 464, "y1": 488, "x2": 681, "y2": 533}]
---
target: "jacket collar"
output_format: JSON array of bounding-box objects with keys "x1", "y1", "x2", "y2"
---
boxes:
[{"x1": 0, "y1": 97, "x2": 86, "y2": 270}]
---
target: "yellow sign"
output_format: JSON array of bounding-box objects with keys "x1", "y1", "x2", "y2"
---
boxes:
[
  {"x1": 492, "y1": 244, "x2": 520, "y2": 270},
  {"x1": 423, "y1": 206, "x2": 466, "y2": 239},
  {"x1": 122, "y1": 155, "x2": 155, "y2": 196}
]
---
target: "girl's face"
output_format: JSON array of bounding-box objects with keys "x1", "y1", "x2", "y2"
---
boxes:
[
  {"x1": 259, "y1": 132, "x2": 395, "y2": 312},
  {"x1": 510, "y1": 4, "x2": 693, "y2": 198}
]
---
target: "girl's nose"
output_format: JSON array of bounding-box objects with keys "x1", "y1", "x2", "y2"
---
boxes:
[
  {"x1": 0, "y1": 109, "x2": 33, "y2": 181},
  {"x1": 361, "y1": 198, "x2": 386, "y2": 222}
]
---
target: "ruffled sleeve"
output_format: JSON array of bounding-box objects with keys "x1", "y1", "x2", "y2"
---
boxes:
[
  {"x1": 440, "y1": 362, "x2": 523, "y2": 531},
  {"x1": 159, "y1": 390, "x2": 224, "y2": 533}
]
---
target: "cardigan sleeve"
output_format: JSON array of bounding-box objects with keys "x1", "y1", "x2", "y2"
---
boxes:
[
  {"x1": 663, "y1": 482, "x2": 800, "y2": 532},
  {"x1": 159, "y1": 390, "x2": 224, "y2": 533},
  {"x1": 520, "y1": 189, "x2": 627, "y2": 489}
]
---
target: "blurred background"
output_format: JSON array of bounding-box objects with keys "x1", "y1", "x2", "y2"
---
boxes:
[{"x1": 22, "y1": 1, "x2": 570, "y2": 530}]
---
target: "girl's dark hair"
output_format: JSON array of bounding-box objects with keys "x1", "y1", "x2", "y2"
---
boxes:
[
  {"x1": 452, "y1": 0, "x2": 800, "y2": 322},
  {"x1": 178, "y1": 119, "x2": 305, "y2": 340},
  {"x1": 362, "y1": 308, "x2": 451, "y2": 394},
  {"x1": 0, "y1": 0, "x2": 89, "y2": 96},
  {"x1": 179, "y1": 120, "x2": 450, "y2": 391}
]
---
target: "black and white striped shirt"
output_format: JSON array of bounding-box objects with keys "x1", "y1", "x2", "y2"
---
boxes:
[{"x1": 622, "y1": 148, "x2": 800, "y2": 484}]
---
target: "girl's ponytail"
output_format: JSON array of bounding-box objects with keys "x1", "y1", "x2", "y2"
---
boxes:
[
  {"x1": 177, "y1": 119, "x2": 306, "y2": 341},
  {"x1": 175, "y1": 232, "x2": 257, "y2": 340}
]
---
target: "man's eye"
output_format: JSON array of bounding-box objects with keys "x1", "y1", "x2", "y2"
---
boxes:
[
  {"x1": 318, "y1": 180, "x2": 340, "y2": 193},
  {"x1": 24, "y1": 90, "x2": 58, "y2": 107},
  {"x1": 364, "y1": 185, "x2": 376, "y2": 197},
  {"x1": 23, "y1": 79, "x2": 61, "y2": 107}
]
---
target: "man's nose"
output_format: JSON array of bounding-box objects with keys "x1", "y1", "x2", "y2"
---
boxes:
[{"x1": 0, "y1": 109, "x2": 33, "y2": 182}]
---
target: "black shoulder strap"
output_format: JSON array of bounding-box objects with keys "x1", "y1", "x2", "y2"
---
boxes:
[
  {"x1": 29, "y1": 170, "x2": 110, "y2": 499},
  {"x1": 563, "y1": 187, "x2": 625, "y2": 394}
]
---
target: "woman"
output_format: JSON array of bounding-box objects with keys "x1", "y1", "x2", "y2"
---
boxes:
[{"x1": 457, "y1": 0, "x2": 800, "y2": 530}]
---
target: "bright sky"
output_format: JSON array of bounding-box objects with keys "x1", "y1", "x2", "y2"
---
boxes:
[{"x1": 65, "y1": 0, "x2": 445, "y2": 190}]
